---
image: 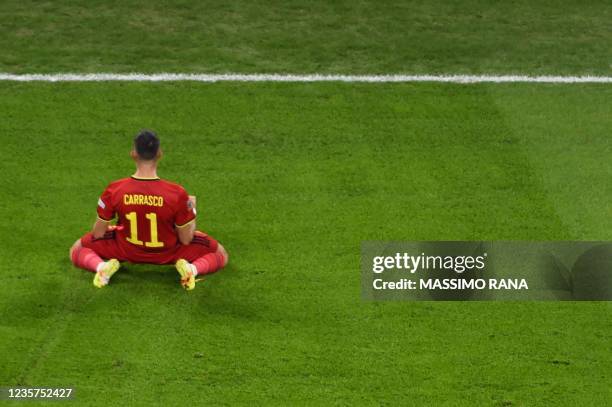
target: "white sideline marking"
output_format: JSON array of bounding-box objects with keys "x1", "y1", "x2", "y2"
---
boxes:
[{"x1": 0, "y1": 73, "x2": 610, "y2": 83}]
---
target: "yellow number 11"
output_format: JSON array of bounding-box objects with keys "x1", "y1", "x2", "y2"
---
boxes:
[{"x1": 125, "y1": 211, "x2": 164, "y2": 248}]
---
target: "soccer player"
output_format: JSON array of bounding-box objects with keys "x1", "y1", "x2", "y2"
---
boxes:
[{"x1": 69, "y1": 130, "x2": 228, "y2": 290}]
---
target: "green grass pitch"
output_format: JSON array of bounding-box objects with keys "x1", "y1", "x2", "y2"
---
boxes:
[{"x1": 1, "y1": 1, "x2": 611, "y2": 406}]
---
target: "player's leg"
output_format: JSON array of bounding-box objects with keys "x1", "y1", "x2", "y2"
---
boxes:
[
  {"x1": 174, "y1": 231, "x2": 228, "y2": 290},
  {"x1": 70, "y1": 233, "x2": 121, "y2": 288},
  {"x1": 192, "y1": 242, "x2": 228, "y2": 274}
]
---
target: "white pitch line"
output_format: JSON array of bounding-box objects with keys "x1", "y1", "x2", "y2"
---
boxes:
[{"x1": 0, "y1": 73, "x2": 611, "y2": 83}]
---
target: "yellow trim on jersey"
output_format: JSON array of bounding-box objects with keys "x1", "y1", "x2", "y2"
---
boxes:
[
  {"x1": 175, "y1": 217, "x2": 196, "y2": 228},
  {"x1": 97, "y1": 215, "x2": 113, "y2": 222},
  {"x1": 131, "y1": 175, "x2": 161, "y2": 181}
]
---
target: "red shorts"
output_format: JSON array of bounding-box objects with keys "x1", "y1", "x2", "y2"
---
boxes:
[{"x1": 80, "y1": 230, "x2": 219, "y2": 264}]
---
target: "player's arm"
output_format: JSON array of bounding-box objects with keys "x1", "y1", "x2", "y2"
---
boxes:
[
  {"x1": 176, "y1": 194, "x2": 197, "y2": 245},
  {"x1": 93, "y1": 186, "x2": 115, "y2": 239},
  {"x1": 92, "y1": 218, "x2": 111, "y2": 239},
  {"x1": 177, "y1": 220, "x2": 196, "y2": 245}
]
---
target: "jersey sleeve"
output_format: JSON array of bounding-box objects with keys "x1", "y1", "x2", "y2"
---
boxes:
[
  {"x1": 97, "y1": 185, "x2": 115, "y2": 221},
  {"x1": 174, "y1": 188, "x2": 196, "y2": 228}
]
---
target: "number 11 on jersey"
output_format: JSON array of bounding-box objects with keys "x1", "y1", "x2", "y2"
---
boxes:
[{"x1": 125, "y1": 211, "x2": 164, "y2": 248}]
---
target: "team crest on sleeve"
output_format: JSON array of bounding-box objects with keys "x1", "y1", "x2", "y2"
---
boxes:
[{"x1": 98, "y1": 198, "x2": 106, "y2": 209}]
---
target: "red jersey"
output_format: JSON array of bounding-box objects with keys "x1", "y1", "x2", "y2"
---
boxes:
[{"x1": 96, "y1": 176, "x2": 196, "y2": 257}]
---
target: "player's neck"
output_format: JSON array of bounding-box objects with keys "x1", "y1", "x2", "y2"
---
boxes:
[{"x1": 133, "y1": 162, "x2": 159, "y2": 179}]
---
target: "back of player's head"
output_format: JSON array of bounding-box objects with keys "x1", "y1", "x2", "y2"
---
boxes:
[{"x1": 134, "y1": 130, "x2": 160, "y2": 160}]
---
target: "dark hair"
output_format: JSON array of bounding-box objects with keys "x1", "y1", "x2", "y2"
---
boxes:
[{"x1": 134, "y1": 130, "x2": 160, "y2": 160}]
